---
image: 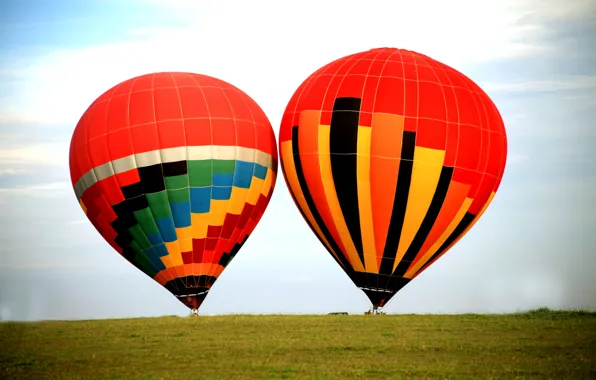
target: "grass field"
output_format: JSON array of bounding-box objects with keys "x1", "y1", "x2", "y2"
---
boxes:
[{"x1": 1, "y1": 308, "x2": 595, "y2": 379}]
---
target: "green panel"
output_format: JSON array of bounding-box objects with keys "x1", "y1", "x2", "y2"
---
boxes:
[
  {"x1": 129, "y1": 224, "x2": 151, "y2": 250},
  {"x1": 129, "y1": 240, "x2": 144, "y2": 256},
  {"x1": 130, "y1": 241, "x2": 156, "y2": 277},
  {"x1": 167, "y1": 188, "x2": 190, "y2": 203},
  {"x1": 134, "y1": 207, "x2": 160, "y2": 236},
  {"x1": 188, "y1": 160, "x2": 212, "y2": 187},
  {"x1": 146, "y1": 191, "x2": 172, "y2": 219},
  {"x1": 213, "y1": 159, "x2": 235, "y2": 174},
  {"x1": 165, "y1": 174, "x2": 189, "y2": 190},
  {"x1": 135, "y1": 254, "x2": 156, "y2": 278}
]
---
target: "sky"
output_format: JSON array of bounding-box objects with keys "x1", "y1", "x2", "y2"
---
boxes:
[{"x1": 0, "y1": 0, "x2": 595, "y2": 321}]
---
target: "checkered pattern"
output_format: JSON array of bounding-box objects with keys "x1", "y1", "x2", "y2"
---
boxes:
[{"x1": 69, "y1": 72, "x2": 278, "y2": 309}]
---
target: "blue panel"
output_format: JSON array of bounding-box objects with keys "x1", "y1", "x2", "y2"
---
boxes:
[
  {"x1": 153, "y1": 243, "x2": 169, "y2": 257},
  {"x1": 213, "y1": 173, "x2": 234, "y2": 187},
  {"x1": 147, "y1": 232, "x2": 163, "y2": 246},
  {"x1": 212, "y1": 186, "x2": 232, "y2": 200},
  {"x1": 254, "y1": 163, "x2": 268, "y2": 180},
  {"x1": 145, "y1": 248, "x2": 167, "y2": 271},
  {"x1": 170, "y1": 201, "x2": 191, "y2": 228},
  {"x1": 145, "y1": 247, "x2": 159, "y2": 261},
  {"x1": 190, "y1": 187, "x2": 211, "y2": 213},
  {"x1": 152, "y1": 258, "x2": 166, "y2": 271},
  {"x1": 234, "y1": 160, "x2": 254, "y2": 189},
  {"x1": 155, "y1": 217, "x2": 177, "y2": 242}
]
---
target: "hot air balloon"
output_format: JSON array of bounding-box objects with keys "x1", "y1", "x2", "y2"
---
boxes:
[
  {"x1": 278, "y1": 48, "x2": 507, "y2": 312},
  {"x1": 69, "y1": 72, "x2": 277, "y2": 314}
]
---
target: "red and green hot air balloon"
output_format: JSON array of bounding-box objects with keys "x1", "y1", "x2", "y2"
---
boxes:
[
  {"x1": 278, "y1": 48, "x2": 507, "y2": 312},
  {"x1": 69, "y1": 72, "x2": 278, "y2": 313}
]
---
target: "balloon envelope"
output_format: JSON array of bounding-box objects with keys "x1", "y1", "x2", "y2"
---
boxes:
[
  {"x1": 278, "y1": 48, "x2": 507, "y2": 309},
  {"x1": 69, "y1": 72, "x2": 278, "y2": 310}
]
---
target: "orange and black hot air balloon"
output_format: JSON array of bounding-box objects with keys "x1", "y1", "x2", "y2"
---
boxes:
[
  {"x1": 278, "y1": 48, "x2": 507, "y2": 311},
  {"x1": 69, "y1": 72, "x2": 277, "y2": 313}
]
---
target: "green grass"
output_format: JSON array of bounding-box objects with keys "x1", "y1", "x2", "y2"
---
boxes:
[{"x1": 1, "y1": 309, "x2": 595, "y2": 379}]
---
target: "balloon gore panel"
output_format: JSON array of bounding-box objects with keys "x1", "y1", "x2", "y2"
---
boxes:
[
  {"x1": 70, "y1": 72, "x2": 278, "y2": 309},
  {"x1": 278, "y1": 48, "x2": 507, "y2": 308}
]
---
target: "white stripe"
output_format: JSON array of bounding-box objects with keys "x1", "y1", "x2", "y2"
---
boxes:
[
  {"x1": 212, "y1": 145, "x2": 236, "y2": 160},
  {"x1": 236, "y1": 146, "x2": 255, "y2": 163},
  {"x1": 161, "y1": 147, "x2": 187, "y2": 163},
  {"x1": 255, "y1": 150, "x2": 270, "y2": 168},
  {"x1": 94, "y1": 162, "x2": 114, "y2": 182},
  {"x1": 113, "y1": 155, "x2": 137, "y2": 173},
  {"x1": 74, "y1": 145, "x2": 274, "y2": 200},
  {"x1": 135, "y1": 151, "x2": 160, "y2": 168},
  {"x1": 187, "y1": 146, "x2": 212, "y2": 160}
]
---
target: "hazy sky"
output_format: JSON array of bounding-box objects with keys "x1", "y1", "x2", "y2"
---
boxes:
[{"x1": 1, "y1": 0, "x2": 595, "y2": 321}]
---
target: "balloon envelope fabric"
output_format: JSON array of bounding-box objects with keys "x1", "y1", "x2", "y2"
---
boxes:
[
  {"x1": 278, "y1": 48, "x2": 507, "y2": 309},
  {"x1": 69, "y1": 72, "x2": 278, "y2": 310}
]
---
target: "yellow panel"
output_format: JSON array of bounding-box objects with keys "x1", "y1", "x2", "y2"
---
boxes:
[
  {"x1": 393, "y1": 147, "x2": 445, "y2": 272},
  {"x1": 403, "y1": 197, "x2": 473, "y2": 278},
  {"x1": 318, "y1": 125, "x2": 365, "y2": 272},
  {"x1": 191, "y1": 213, "x2": 210, "y2": 239},
  {"x1": 246, "y1": 177, "x2": 265, "y2": 205},
  {"x1": 280, "y1": 141, "x2": 341, "y2": 265},
  {"x1": 165, "y1": 241, "x2": 180, "y2": 255},
  {"x1": 164, "y1": 241, "x2": 183, "y2": 266},
  {"x1": 209, "y1": 199, "x2": 229, "y2": 226},
  {"x1": 261, "y1": 168, "x2": 273, "y2": 195},
  {"x1": 79, "y1": 199, "x2": 87, "y2": 214},
  {"x1": 160, "y1": 255, "x2": 173, "y2": 268},
  {"x1": 445, "y1": 192, "x2": 496, "y2": 255},
  {"x1": 229, "y1": 187, "x2": 249, "y2": 215},
  {"x1": 409, "y1": 192, "x2": 497, "y2": 279},
  {"x1": 356, "y1": 126, "x2": 377, "y2": 273},
  {"x1": 176, "y1": 226, "x2": 193, "y2": 240},
  {"x1": 179, "y1": 238, "x2": 192, "y2": 252}
]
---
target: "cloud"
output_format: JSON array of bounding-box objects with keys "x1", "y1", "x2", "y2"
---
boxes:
[
  {"x1": 481, "y1": 75, "x2": 596, "y2": 93},
  {"x1": 1, "y1": 0, "x2": 585, "y2": 128},
  {"x1": 0, "y1": 168, "x2": 31, "y2": 175},
  {"x1": 0, "y1": 181, "x2": 72, "y2": 197},
  {"x1": 0, "y1": 142, "x2": 68, "y2": 166}
]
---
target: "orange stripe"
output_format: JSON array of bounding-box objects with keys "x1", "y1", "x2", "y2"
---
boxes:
[
  {"x1": 407, "y1": 181, "x2": 470, "y2": 273},
  {"x1": 412, "y1": 192, "x2": 496, "y2": 279},
  {"x1": 405, "y1": 197, "x2": 472, "y2": 278},
  {"x1": 298, "y1": 111, "x2": 348, "y2": 258},
  {"x1": 318, "y1": 125, "x2": 365, "y2": 271},
  {"x1": 281, "y1": 141, "x2": 334, "y2": 252},
  {"x1": 370, "y1": 113, "x2": 403, "y2": 270}
]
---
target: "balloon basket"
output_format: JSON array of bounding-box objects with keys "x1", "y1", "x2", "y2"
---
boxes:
[{"x1": 364, "y1": 308, "x2": 386, "y2": 316}]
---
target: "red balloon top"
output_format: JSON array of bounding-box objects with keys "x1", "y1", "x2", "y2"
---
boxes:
[
  {"x1": 69, "y1": 72, "x2": 277, "y2": 190},
  {"x1": 280, "y1": 47, "x2": 507, "y2": 215}
]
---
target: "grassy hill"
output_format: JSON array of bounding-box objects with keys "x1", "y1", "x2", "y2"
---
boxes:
[{"x1": 1, "y1": 309, "x2": 595, "y2": 379}]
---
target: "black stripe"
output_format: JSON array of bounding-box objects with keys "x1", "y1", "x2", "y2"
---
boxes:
[
  {"x1": 110, "y1": 196, "x2": 149, "y2": 251},
  {"x1": 329, "y1": 97, "x2": 364, "y2": 266},
  {"x1": 218, "y1": 235, "x2": 249, "y2": 267},
  {"x1": 357, "y1": 273, "x2": 411, "y2": 308},
  {"x1": 138, "y1": 164, "x2": 166, "y2": 194},
  {"x1": 120, "y1": 247, "x2": 136, "y2": 262},
  {"x1": 393, "y1": 166, "x2": 454, "y2": 276},
  {"x1": 113, "y1": 196, "x2": 149, "y2": 215},
  {"x1": 418, "y1": 212, "x2": 476, "y2": 274},
  {"x1": 164, "y1": 275, "x2": 217, "y2": 296},
  {"x1": 289, "y1": 126, "x2": 354, "y2": 275},
  {"x1": 162, "y1": 160, "x2": 188, "y2": 177},
  {"x1": 121, "y1": 182, "x2": 144, "y2": 199},
  {"x1": 379, "y1": 131, "x2": 416, "y2": 275}
]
